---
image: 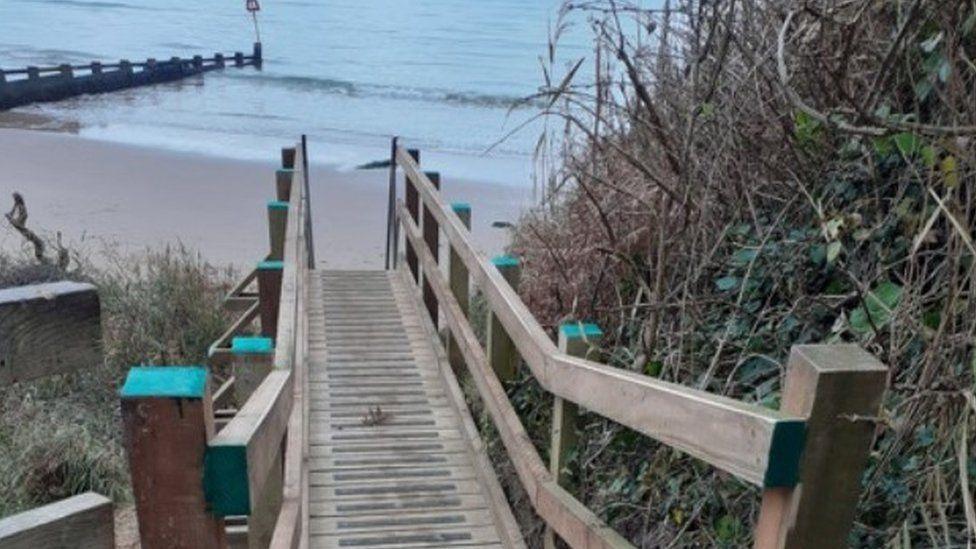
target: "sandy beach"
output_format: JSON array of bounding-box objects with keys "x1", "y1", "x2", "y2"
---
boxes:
[{"x1": 0, "y1": 128, "x2": 532, "y2": 270}]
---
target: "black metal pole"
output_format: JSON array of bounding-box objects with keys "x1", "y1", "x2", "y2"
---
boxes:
[
  {"x1": 385, "y1": 136, "x2": 398, "y2": 270},
  {"x1": 301, "y1": 134, "x2": 315, "y2": 269}
]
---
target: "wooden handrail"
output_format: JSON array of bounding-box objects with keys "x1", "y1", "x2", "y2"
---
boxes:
[{"x1": 393, "y1": 145, "x2": 806, "y2": 488}]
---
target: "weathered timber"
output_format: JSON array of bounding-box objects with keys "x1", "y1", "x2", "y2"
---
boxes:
[
  {"x1": 258, "y1": 260, "x2": 284, "y2": 340},
  {"x1": 486, "y1": 255, "x2": 521, "y2": 382},
  {"x1": 447, "y1": 202, "x2": 471, "y2": 373},
  {"x1": 0, "y1": 43, "x2": 261, "y2": 111},
  {"x1": 0, "y1": 492, "x2": 114, "y2": 549},
  {"x1": 421, "y1": 171, "x2": 441, "y2": 324},
  {"x1": 0, "y1": 281, "x2": 101, "y2": 386},
  {"x1": 121, "y1": 366, "x2": 227, "y2": 548}
]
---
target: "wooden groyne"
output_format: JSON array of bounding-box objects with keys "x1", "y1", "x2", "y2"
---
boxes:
[{"x1": 0, "y1": 42, "x2": 262, "y2": 111}]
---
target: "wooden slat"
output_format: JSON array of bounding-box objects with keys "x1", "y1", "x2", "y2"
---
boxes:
[
  {"x1": 394, "y1": 156, "x2": 807, "y2": 488},
  {"x1": 0, "y1": 493, "x2": 114, "y2": 549},
  {"x1": 0, "y1": 281, "x2": 101, "y2": 385}
]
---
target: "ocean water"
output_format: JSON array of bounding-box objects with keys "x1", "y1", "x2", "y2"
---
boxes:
[{"x1": 0, "y1": 0, "x2": 594, "y2": 185}]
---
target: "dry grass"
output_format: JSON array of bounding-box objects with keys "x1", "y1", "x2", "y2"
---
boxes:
[
  {"x1": 499, "y1": 0, "x2": 976, "y2": 546},
  {"x1": 0, "y1": 244, "x2": 235, "y2": 518}
]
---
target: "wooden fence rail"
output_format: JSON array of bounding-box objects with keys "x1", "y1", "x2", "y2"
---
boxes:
[
  {"x1": 0, "y1": 493, "x2": 114, "y2": 549},
  {"x1": 389, "y1": 141, "x2": 888, "y2": 549},
  {"x1": 119, "y1": 139, "x2": 311, "y2": 549},
  {"x1": 0, "y1": 43, "x2": 262, "y2": 110}
]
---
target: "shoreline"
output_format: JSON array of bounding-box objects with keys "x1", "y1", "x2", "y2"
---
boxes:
[{"x1": 0, "y1": 127, "x2": 532, "y2": 270}]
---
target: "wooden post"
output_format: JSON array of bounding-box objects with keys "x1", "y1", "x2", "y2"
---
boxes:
[
  {"x1": 0, "y1": 492, "x2": 115, "y2": 549},
  {"x1": 119, "y1": 59, "x2": 132, "y2": 77},
  {"x1": 486, "y1": 255, "x2": 521, "y2": 381},
  {"x1": 230, "y1": 336, "x2": 273, "y2": 405},
  {"x1": 257, "y1": 260, "x2": 283, "y2": 340},
  {"x1": 422, "y1": 171, "x2": 441, "y2": 324},
  {"x1": 215, "y1": 53, "x2": 225, "y2": 68},
  {"x1": 58, "y1": 64, "x2": 72, "y2": 79},
  {"x1": 275, "y1": 169, "x2": 293, "y2": 201},
  {"x1": 27, "y1": 67, "x2": 38, "y2": 80},
  {"x1": 404, "y1": 148, "x2": 421, "y2": 282},
  {"x1": 544, "y1": 322, "x2": 603, "y2": 549},
  {"x1": 447, "y1": 202, "x2": 471, "y2": 372},
  {"x1": 754, "y1": 345, "x2": 887, "y2": 549},
  {"x1": 193, "y1": 55, "x2": 204, "y2": 72},
  {"x1": 146, "y1": 58, "x2": 157, "y2": 74},
  {"x1": 252, "y1": 42, "x2": 263, "y2": 62},
  {"x1": 281, "y1": 147, "x2": 296, "y2": 170},
  {"x1": 267, "y1": 201, "x2": 288, "y2": 261},
  {"x1": 90, "y1": 62, "x2": 102, "y2": 75},
  {"x1": 121, "y1": 366, "x2": 227, "y2": 549},
  {"x1": 234, "y1": 52, "x2": 244, "y2": 67}
]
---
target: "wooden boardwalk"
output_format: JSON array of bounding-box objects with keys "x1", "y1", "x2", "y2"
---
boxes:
[{"x1": 306, "y1": 270, "x2": 523, "y2": 548}]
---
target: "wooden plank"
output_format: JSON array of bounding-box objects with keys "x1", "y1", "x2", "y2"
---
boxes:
[
  {"x1": 486, "y1": 256, "x2": 520, "y2": 382},
  {"x1": 0, "y1": 281, "x2": 100, "y2": 385},
  {"x1": 447, "y1": 203, "x2": 471, "y2": 374},
  {"x1": 120, "y1": 366, "x2": 227, "y2": 548},
  {"x1": 0, "y1": 493, "x2": 114, "y2": 549},
  {"x1": 421, "y1": 171, "x2": 441, "y2": 324},
  {"x1": 394, "y1": 179, "x2": 806, "y2": 487},
  {"x1": 206, "y1": 369, "x2": 293, "y2": 517},
  {"x1": 268, "y1": 201, "x2": 289, "y2": 261},
  {"x1": 754, "y1": 345, "x2": 887, "y2": 548}
]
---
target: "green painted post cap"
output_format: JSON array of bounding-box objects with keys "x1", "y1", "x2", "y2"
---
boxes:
[
  {"x1": 267, "y1": 200, "x2": 289, "y2": 210},
  {"x1": 491, "y1": 255, "x2": 520, "y2": 269},
  {"x1": 120, "y1": 366, "x2": 207, "y2": 399},
  {"x1": 257, "y1": 260, "x2": 284, "y2": 270},
  {"x1": 451, "y1": 202, "x2": 471, "y2": 212},
  {"x1": 559, "y1": 322, "x2": 604, "y2": 340},
  {"x1": 763, "y1": 420, "x2": 807, "y2": 487},
  {"x1": 204, "y1": 445, "x2": 250, "y2": 516},
  {"x1": 275, "y1": 168, "x2": 294, "y2": 174},
  {"x1": 231, "y1": 336, "x2": 274, "y2": 354}
]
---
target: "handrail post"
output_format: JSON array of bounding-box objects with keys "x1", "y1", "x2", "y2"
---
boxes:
[
  {"x1": 257, "y1": 260, "x2": 284, "y2": 339},
  {"x1": 754, "y1": 345, "x2": 886, "y2": 548},
  {"x1": 267, "y1": 200, "x2": 289, "y2": 261},
  {"x1": 230, "y1": 336, "x2": 273, "y2": 404},
  {"x1": 422, "y1": 171, "x2": 441, "y2": 324},
  {"x1": 121, "y1": 366, "x2": 227, "y2": 549},
  {"x1": 404, "y1": 148, "x2": 421, "y2": 282},
  {"x1": 275, "y1": 168, "x2": 294, "y2": 201},
  {"x1": 385, "y1": 136, "x2": 398, "y2": 270},
  {"x1": 544, "y1": 322, "x2": 603, "y2": 549},
  {"x1": 447, "y1": 202, "x2": 471, "y2": 372},
  {"x1": 487, "y1": 255, "x2": 521, "y2": 381},
  {"x1": 281, "y1": 146, "x2": 296, "y2": 169}
]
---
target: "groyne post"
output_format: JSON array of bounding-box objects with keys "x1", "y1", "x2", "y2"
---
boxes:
[
  {"x1": 0, "y1": 70, "x2": 5, "y2": 84},
  {"x1": 58, "y1": 64, "x2": 73, "y2": 79},
  {"x1": 193, "y1": 55, "x2": 203, "y2": 72},
  {"x1": 234, "y1": 52, "x2": 244, "y2": 67},
  {"x1": 90, "y1": 62, "x2": 102, "y2": 75},
  {"x1": 422, "y1": 171, "x2": 441, "y2": 324},
  {"x1": 486, "y1": 255, "x2": 521, "y2": 381},
  {"x1": 253, "y1": 42, "x2": 262, "y2": 63},
  {"x1": 120, "y1": 59, "x2": 132, "y2": 75},
  {"x1": 27, "y1": 67, "x2": 39, "y2": 80},
  {"x1": 215, "y1": 53, "x2": 225, "y2": 68},
  {"x1": 120, "y1": 366, "x2": 227, "y2": 549},
  {"x1": 447, "y1": 202, "x2": 471, "y2": 372}
]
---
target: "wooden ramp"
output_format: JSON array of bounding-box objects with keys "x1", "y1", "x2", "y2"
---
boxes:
[{"x1": 306, "y1": 270, "x2": 524, "y2": 549}]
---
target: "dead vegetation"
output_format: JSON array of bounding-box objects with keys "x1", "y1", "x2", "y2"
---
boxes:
[{"x1": 500, "y1": 0, "x2": 976, "y2": 546}]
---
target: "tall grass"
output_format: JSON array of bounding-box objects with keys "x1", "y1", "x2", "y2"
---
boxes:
[{"x1": 0, "y1": 244, "x2": 234, "y2": 517}]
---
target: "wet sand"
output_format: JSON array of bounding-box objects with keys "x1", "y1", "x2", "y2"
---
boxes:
[{"x1": 0, "y1": 128, "x2": 531, "y2": 269}]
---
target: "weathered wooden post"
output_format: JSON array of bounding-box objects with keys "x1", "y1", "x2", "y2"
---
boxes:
[
  {"x1": 544, "y1": 321, "x2": 603, "y2": 549},
  {"x1": 215, "y1": 53, "x2": 225, "y2": 68},
  {"x1": 170, "y1": 57, "x2": 182, "y2": 75},
  {"x1": 26, "y1": 67, "x2": 39, "y2": 80},
  {"x1": 58, "y1": 64, "x2": 73, "y2": 79},
  {"x1": 404, "y1": 148, "x2": 421, "y2": 282},
  {"x1": 234, "y1": 52, "x2": 244, "y2": 67},
  {"x1": 146, "y1": 58, "x2": 156, "y2": 72},
  {"x1": 119, "y1": 59, "x2": 132, "y2": 78},
  {"x1": 422, "y1": 171, "x2": 440, "y2": 323},
  {"x1": 0, "y1": 69, "x2": 6, "y2": 84},
  {"x1": 486, "y1": 255, "x2": 521, "y2": 381},
  {"x1": 275, "y1": 169, "x2": 293, "y2": 201},
  {"x1": 447, "y1": 202, "x2": 471, "y2": 371},
  {"x1": 257, "y1": 260, "x2": 283, "y2": 339},
  {"x1": 90, "y1": 62, "x2": 102, "y2": 75},
  {"x1": 754, "y1": 345, "x2": 887, "y2": 548},
  {"x1": 281, "y1": 147, "x2": 296, "y2": 170},
  {"x1": 120, "y1": 366, "x2": 227, "y2": 549},
  {"x1": 267, "y1": 200, "x2": 288, "y2": 261},
  {"x1": 253, "y1": 42, "x2": 263, "y2": 63},
  {"x1": 193, "y1": 55, "x2": 204, "y2": 72},
  {"x1": 229, "y1": 336, "x2": 273, "y2": 408}
]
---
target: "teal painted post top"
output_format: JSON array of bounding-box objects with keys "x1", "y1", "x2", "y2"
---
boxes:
[
  {"x1": 257, "y1": 260, "x2": 284, "y2": 270},
  {"x1": 451, "y1": 202, "x2": 471, "y2": 212},
  {"x1": 763, "y1": 420, "x2": 807, "y2": 487},
  {"x1": 491, "y1": 255, "x2": 520, "y2": 269},
  {"x1": 560, "y1": 322, "x2": 604, "y2": 340},
  {"x1": 275, "y1": 168, "x2": 294, "y2": 174},
  {"x1": 121, "y1": 366, "x2": 207, "y2": 399},
  {"x1": 267, "y1": 200, "x2": 289, "y2": 210},
  {"x1": 231, "y1": 336, "x2": 274, "y2": 354}
]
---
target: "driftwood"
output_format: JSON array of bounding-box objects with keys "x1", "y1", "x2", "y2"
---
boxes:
[{"x1": 4, "y1": 192, "x2": 68, "y2": 269}]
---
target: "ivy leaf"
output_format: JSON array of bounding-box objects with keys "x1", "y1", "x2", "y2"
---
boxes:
[
  {"x1": 849, "y1": 282, "x2": 903, "y2": 334},
  {"x1": 827, "y1": 241, "x2": 843, "y2": 264},
  {"x1": 715, "y1": 276, "x2": 740, "y2": 291},
  {"x1": 893, "y1": 132, "x2": 922, "y2": 157}
]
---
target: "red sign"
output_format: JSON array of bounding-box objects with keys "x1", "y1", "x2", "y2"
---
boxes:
[{"x1": 246, "y1": 0, "x2": 260, "y2": 12}]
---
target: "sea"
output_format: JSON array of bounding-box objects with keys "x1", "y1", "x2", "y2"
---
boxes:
[{"x1": 0, "y1": 0, "x2": 599, "y2": 186}]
